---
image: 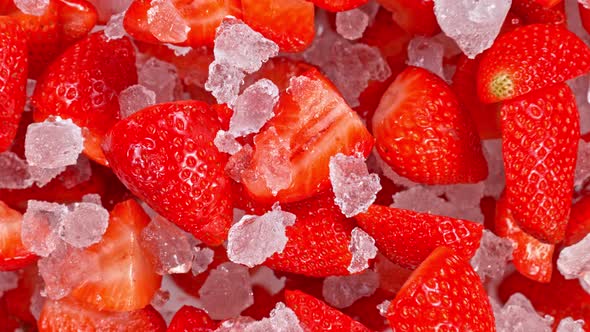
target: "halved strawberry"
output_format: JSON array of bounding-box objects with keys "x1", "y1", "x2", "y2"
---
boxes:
[
  {"x1": 0, "y1": 201, "x2": 37, "y2": 271},
  {"x1": 102, "y1": 101, "x2": 232, "y2": 246},
  {"x1": 69, "y1": 200, "x2": 161, "y2": 312},
  {"x1": 285, "y1": 290, "x2": 371, "y2": 331},
  {"x1": 308, "y1": 0, "x2": 368, "y2": 12},
  {"x1": 0, "y1": 16, "x2": 27, "y2": 153},
  {"x1": 495, "y1": 194, "x2": 554, "y2": 283},
  {"x1": 373, "y1": 66, "x2": 488, "y2": 185},
  {"x1": 167, "y1": 306, "x2": 218, "y2": 332},
  {"x1": 500, "y1": 83, "x2": 579, "y2": 243},
  {"x1": 38, "y1": 299, "x2": 166, "y2": 332},
  {"x1": 241, "y1": 0, "x2": 314, "y2": 53},
  {"x1": 477, "y1": 24, "x2": 590, "y2": 103},
  {"x1": 565, "y1": 195, "x2": 590, "y2": 246},
  {"x1": 32, "y1": 32, "x2": 137, "y2": 165},
  {"x1": 241, "y1": 68, "x2": 374, "y2": 203},
  {"x1": 377, "y1": 0, "x2": 439, "y2": 36},
  {"x1": 124, "y1": 0, "x2": 242, "y2": 47},
  {"x1": 511, "y1": 0, "x2": 566, "y2": 25},
  {"x1": 386, "y1": 247, "x2": 495, "y2": 331},
  {"x1": 355, "y1": 204, "x2": 483, "y2": 269}
]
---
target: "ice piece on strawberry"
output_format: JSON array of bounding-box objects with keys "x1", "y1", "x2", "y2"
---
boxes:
[
  {"x1": 250, "y1": 126, "x2": 293, "y2": 195},
  {"x1": 433, "y1": 0, "x2": 511, "y2": 58},
  {"x1": 322, "y1": 269, "x2": 379, "y2": 309},
  {"x1": 558, "y1": 233, "x2": 590, "y2": 280},
  {"x1": 191, "y1": 246, "x2": 214, "y2": 275},
  {"x1": 61, "y1": 156, "x2": 93, "y2": 189},
  {"x1": 347, "y1": 227, "x2": 378, "y2": 273},
  {"x1": 25, "y1": 118, "x2": 84, "y2": 169},
  {"x1": 407, "y1": 36, "x2": 445, "y2": 80},
  {"x1": 470, "y1": 230, "x2": 514, "y2": 280},
  {"x1": 329, "y1": 153, "x2": 381, "y2": 218},
  {"x1": 336, "y1": 8, "x2": 370, "y2": 40},
  {"x1": 205, "y1": 60, "x2": 246, "y2": 106},
  {"x1": 214, "y1": 131, "x2": 242, "y2": 155},
  {"x1": 226, "y1": 144, "x2": 254, "y2": 182},
  {"x1": 557, "y1": 317, "x2": 585, "y2": 332},
  {"x1": 59, "y1": 202, "x2": 109, "y2": 249},
  {"x1": 494, "y1": 293, "x2": 554, "y2": 332},
  {"x1": 198, "y1": 262, "x2": 254, "y2": 320},
  {"x1": 243, "y1": 302, "x2": 303, "y2": 332},
  {"x1": 140, "y1": 216, "x2": 194, "y2": 275},
  {"x1": 82, "y1": 194, "x2": 102, "y2": 205},
  {"x1": 0, "y1": 271, "x2": 19, "y2": 297},
  {"x1": 21, "y1": 200, "x2": 68, "y2": 257},
  {"x1": 146, "y1": 0, "x2": 190, "y2": 44},
  {"x1": 482, "y1": 139, "x2": 505, "y2": 198},
  {"x1": 229, "y1": 79, "x2": 279, "y2": 137},
  {"x1": 13, "y1": 0, "x2": 49, "y2": 16},
  {"x1": 118, "y1": 84, "x2": 156, "y2": 118},
  {"x1": 105, "y1": 11, "x2": 127, "y2": 40},
  {"x1": 28, "y1": 165, "x2": 65, "y2": 187},
  {"x1": 137, "y1": 58, "x2": 181, "y2": 103},
  {"x1": 227, "y1": 204, "x2": 296, "y2": 268},
  {"x1": 250, "y1": 266, "x2": 286, "y2": 296},
  {"x1": 377, "y1": 300, "x2": 391, "y2": 317},
  {"x1": 0, "y1": 152, "x2": 33, "y2": 189}
]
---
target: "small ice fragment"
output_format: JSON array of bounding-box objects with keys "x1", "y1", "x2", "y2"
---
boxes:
[
  {"x1": 229, "y1": 79, "x2": 279, "y2": 137},
  {"x1": 191, "y1": 246, "x2": 214, "y2": 275},
  {"x1": 214, "y1": 17, "x2": 279, "y2": 74},
  {"x1": 165, "y1": 43, "x2": 192, "y2": 56},
  {"x1": 482, "y1": 139, "x2": 505, "y2": 198},
  {"x1": 198, "y1": 262, "x2": 254, "y2": 320},
  {"x1": 59, "y1": 156, "x2": 92, "y2": 189},
  {"x1": 575, "y1": 139, "x2": 590, "y2": 192},
  {"x1": 82, "y1": 194, "x2": 102, "y2": 205},
  {"x1": 558, "y1": 233, "x2": 590, "y2": 280},
  {"x1": 25, "y1": 119, "x2": 84, "y2": 169},
  {"x1": 243, "y1": 302, "x2": 304, "y2": 332},
  {"x1": 248, "y1": 127, "x2": 292, "y2": 195},
  {"x1": 580, "y1": 0, "x2": 590, "y2": 10},
  {"x1": 216, "y1": 317, "x2": 257, "y2": 332},
  {"x1": 29, "y1": 282, "x2": 44, "y2": 320},
  {"x1": 348, "y1": 227, "x2": 378, "y2": 274},
  {"x1": 557, "y1": 317, "x2": 585, "y2": 332},
  {"x1": 28, "y1": 165, "x2": 65, "y2": 188},
  {"x1": 470, "y1": 230, "x2": 514, "y2": 280},
  {"x1": 407, "y1": 36, "x2": 446, "y2": 79},
  {"x1": 14, "y1": 0, "x2": 49, "y2": 16},
  {"x1": 214, "y1": 131, "x2": 242, "y2": 155},
  {"x1": 227, "y1": 204, "x2": 296, "y2": 268},
  {"x1": 119, "y1": 84, "x2": 156, "y2": 118},
  {"x1": 336, "y1": 8, "x2": 370, "y2": 40},
  {"x1": 433, "y1": 0, "x2": 511, "y2": 58},
  {"x1": 138, "y1": 58, "x2": 182, "y2": 103},
  {"x1": 205, "y1": 60, "x2": 246, "y2": 106},
  {"x1": 21, "y1": 200, "x2": 68, "y2": 257},
  {"x1": 146, "y1": 0, "x2": 190, "y2": 43},
  {"x1": 329, "y1": 153, "x2": 381, "y2": 218},
  {"x1": 377, "y1": 300, "x2": 391, "y2": 317},
  {"x1": 0, "y1": 152, "x2": 33, "y2": 189},
  {"x1": 0, "y1": 271, "x2": 19, "y2": 297},
  {"x1": 322, "y1": 270, "x2": 379, "y2": 309},
  {"x1": 494, "y1": 293, "x2": 554, "y2": 332},
  {"x1": 151, "y1": 289, "x2": 170, "y2": 307},
  {"x1": 225, "y1": 144, "x2": 254, "y2": 182},
  {"x1": 105, "y1": 11, "x2": 126, "y2": 40},
  {"x1": 250, "y1": 266, "x2": 286, "y2": 296},
  {"x1": 140, "y1": 216, "x2": 194, "y2": 275},
  {"x1": 59, "y1": 202, "x2": 109, "y2": 248}
]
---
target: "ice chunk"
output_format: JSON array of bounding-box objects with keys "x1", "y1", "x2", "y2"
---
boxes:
[
  {"x1": 348, "y1": 227, "x2": 378, "y2": 273},
  {"x1": 105, "y1": 11, "x2": 126, "y2": 40},
  {"x1": 329, "y1": 153, "x2": 381, "y2": 218},
  {"x1": 165, "y1": 43, "x2": 192, "y2": 56},
  {"x1": 21, "y1": 200, "x2": 68, "y2": 257},
  {"x1": 140, "y1": 216, "x2": 194, "y2": 275},
  {"x1": 558, "y1": 233, "x2": 590, "y2": 280},
  {"x1": 557, "y1": 317, "x2": 585, "y2": 332},
  {"x1": 0, "y1": 271, "x2": 19, "y2": 297},
  {"x1": 229, "y1": 79, "x2": 279, "y2": 137},
  {"x1": 59, "y1": 155, "x2": 92, "y2": 189},
  {"x1": 250, "y1": 266, "x2": 286, "y2": 296},
  {"x1": 146, "y1": 0, "x2": 190, "y2": 43},
  {"x1": 322, "y1": 270, "x2": 379, "y2": 309},
  {"x1": 214, "y1": 17, "x2": 279, "y2": 74},
  {"x1": 59, "y1": 202, "x2": 109, "y2": 248},
  {"x1": 336, "y1": 9, "x2": 370, "y2": 40},
  {"x1": 192, "y1": 246, "x2": 214, "y2": 275},
  {"x1": 470, "y1": 230, "x2": 513, "y2": 280},
  {"x1": 482, "y1": 139, "x2": 505, "y2": 198},
  {"x1": 581, "y1": 0, "x2": 590, "y2": 9},
  {"x1": 433, "y1": 0, "x2": 511, "y2": 58},
  {"x1": 0, "y1": 152, "x2": 33, "y2": 189},
  {"x1": 151, "y1": 289, "x2": 170, "y2": 307},
  {"x1": 227, "y1": 204, "x2": 296, "y2": 268},
  {"x1": 214, "y1": 131, "x2": 242, "y2": 155},
  {"x1": 243, "y1": 302, "x2": 304, "y2": 332},
  {"x1": 119, "y1": 84, "x2": 156, "y2": 118},
  {"x1": 575, "y1": 139, "x2": 590, "y2": 193},
  {"x1": 377, "y1": 300, "x2": 391, "y2": 317},
  {"x1": 198, "y1": 262, "x2": 254, "y2": 320},
  {"x1": 205, "y1": 60, "x2": 246, "y2": 106},
  {"x1": 407, "y1": 36, "x2": 446, "y2": 79},
  {"x1": 138, "y1": 58, "x2": 182, "y2": 103},
  {"x1": 29, "y1": 282, "x2": 44, "y2": 320},
  {"x1": 245, "y1": 127, "x2": 292, "y2": 195},
  {"x1": 25, "y1": 119, "x2": 84, "y2": 169},
  {"x1": 494, "y1": 293, "x2": 554, "y2": 332},
  {"x1": 225, "y1": 144, "x2": 254, "y2": 182},
  {"x1": 216, "y1": 317, "x2": 258, "y2": 332},
  {"x1": 28, "y1": 165, "x2": 65, "y2": 187},
  {"x1": 82, "y1": 193, "x2": 102, "y2": 205},
  {"x1": 14, "y1": 0, "x2": 49, "y2": 16}
]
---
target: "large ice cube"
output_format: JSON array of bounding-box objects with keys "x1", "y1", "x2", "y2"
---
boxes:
[
  {"x1": 205, "y1": 60, "x2": 246, "y2": 106},
  {"x1": 25, "y1": 119, "x2": 84, "y2": 169},
  {"x1": 59, "y1": 202, "x2": 109, "y2": 249},
  {"x1": 229, "y1": 79, "x2": 279, "y2": 137},
  {"x1": 21, "y1": 200, "x2": 68, "y2": 257},
  {"x1": 140, "y1": 216, "x2": 194, "y2": 275},
  {"x1": 470, "y1": 230, "x2": 514, "y2": 280},
  {"x1": 322, "y1": 270, "x2": 379, "y2": 309},
  {"x1": 558, "y1": 233, "x2": 590, "y2": 280},
  {"x1": 119, "y1": 84, "x2": 156, "y2": 118},
  {"x1": 407, "y1": 36, "x2": 446, "y2": 80},
  {"x1": 493, "y1": 293, "x2": 554, "y2": 332},
  {"x1": 199, "y1": 262, "x2": 254, "y2": 320},
  {"x1": 347, "y1": 227, "x2": 378, "y2": 274}
]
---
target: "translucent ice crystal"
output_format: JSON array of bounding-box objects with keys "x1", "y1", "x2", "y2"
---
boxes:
[
  {"x1": 140, "y1": 216, "x2": 194, "y2": 275},
  {"x1": 0, "y1": 152, "x2": 33, "y2": 189},
  {"x1": 205, "y1": 60, "x2": 246, "y2": 106},
  {"x1": 377, "y1": 300, "x2": 391, "y2": 317},
  {"x1": 229, "y1": 79, "x2": 279, "y2": 137},
  {"x1": 105, "y1": 11, "x2": 126, "y2": 40},
  {"x1": 192, "y1": 246, "x2": 214, "y2": 275},
  {"x1": 225, "y1": 144, "x2": 254, "y2": 182},
  {"x1": 119, "y1": 84, "x2": 156, "y2": 118},
  {"x1": 558, "y1": 233, "x2": 590, "y2": 280},
  {"x1": 28, "y1": 165, "x2": 65, "y2": 187},
  {"x1": 322, "y1": 270, "x2": 379, "y2": 309},
  {"x1": 0, "y1": 271, "x2": 19, "y2": 297},
  {"x1": 407, "y1": 36, "x2": 446, "y2": 79},
  {"x1": 557, "y1": 317, "x2": 585, "y2": 332},
  {"x1": 60, "y1": 155, "x2": 92, "y2": 189},
  {"x1": 250, "y1": 266, "x2": 286, "y2": 296},
  {"x1": 493, "y1": 293, "x2": 554, "y2": 332},
  {"x1": 59, "y1": 202, "x2": 109, "y2": 249},
  {"x1": 348, "y1": 227, "x2": 378, "y2": 274},
  {"x1": 214, "y1": 131, "x2": 242, "y2": 155},
  {"x1": 470, "y1": 230, "x2": 514, "y2": 280},
  {"x1": 21, "y1": 200, "x2": 68, "y2": 257},
  {"x1": 243, "y1": 302, "x2": 304, "y2": 332},
  {"x1": 14, "y1": 0, "x2": 49, "y2": 16},
  {"x1": 25, "y1": 119, "x2": 84, "y2": 169},
  {"x1": 336, "y1": 8, "x2": 370, "y2": 40},
  {"x1": 147, "y1": 0, "x2": 190, "y2": 44},
  {"x1": 138, "y1": 58, "x2": 181, "y2": 103}
]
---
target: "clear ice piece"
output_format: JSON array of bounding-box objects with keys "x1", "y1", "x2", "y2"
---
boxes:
[
  {"x1": 28, "y1": 165, "x2": 65, "y2": 187},
  {"x1": 470, "y1": 230, "x2": 514, "y2": 280},
  {"x1": 0, "y1": 271, "x2": 19, "y2": 297},
  {"x1": 138, "y1": 58, "x2": 181, "y2": 104},
  {"x1": 322, "y1": 270, "x2": 379, "y2": 309},
  {"x1": 377, "y1": 300, "x2": 391, "y2": 317},
  {"x1": 214, "y1": 130, "x2": 242, "y2": 155},
  {"x1": 348, "y1": 227, "x2": 378, "y2": 274},
  {"x1": 243, "y1": 302, "x2": 304, "y2": 332},
  {"x1": 494, "y1": 293, "x2": 554, "y2": 332},
  {"x1": 205, "y1": 60, "x2": 246, "y2": 106},
  {"x1": 146, "y1": 0, "x2": 190, "y2": 44},
  {"x1": 140, "y1": 216, "x2": 194, "y2": 275},
  {"x1": 25, "y1": 119, "x2": 84, "y2": 169},
  {"x1": 14, "y1": 0, "x2": 49, "y2": 16},
  {"x1": 558, "y1": 233, "x2": 590, "y2": 280},
  {"x1": 0, "y1": 152, "x2": 33, "y2": 189},
  {"x1": 119, "y1": 84, "x2": 156, "y2": 118},
  {"x1": 59, "y1": 202, "x2": 109, "y2": 249},
  {"x1": 229, "y1": 79, "x2": 279, "y2": 137},
  {"x1": 105, "y1": 11, "x2": 126, "y2": 40},
  {"x1": 557, "y1": 317, "x2": 585, "y2": 332},
  {"x1": 336, "y1": 8, "x2": 370, "y2": 40},
  {"x1": 191, "y1": 246, "x2": 214, "y2": 275},
  {"x1": 21, "y1": 200, "x2": 68, "y2": 257},
  {"x1": 407, "y1": 36, "x2": 446, "y2": 79}
]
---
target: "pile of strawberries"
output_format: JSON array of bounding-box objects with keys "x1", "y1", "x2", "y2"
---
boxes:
[{"x1": 1, "y1": 0, "x2": 590, "y2": 331}]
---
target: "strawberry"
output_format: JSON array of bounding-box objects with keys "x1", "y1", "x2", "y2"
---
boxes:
[
  {"x1": 500, "y1": 83, "x2": 579, "y2": 243},
  {"x1": 565, "y1": 195, "x2": 590, "y2": 246},
  {"x1": 308, "y1": 0, "x2": 368, "y2": 12},
  {"x1": 244, "y1": 57, "x2": 314, "y2": 93},
  {"x1": 0, "y1": 265, "x2": 38, "y2": 327},
  {"x1": 284, "y1": 290, "x2": 371, "y2": 332},
  {"x1": 477, "y1": 24, "x2": 590, "y2": 103},
  {"x1": 534, "y1": 0, "x2": 562, "y2": 7},
  {"x1": 386, "y1": 246, "x2": 495, "y2": 331},
  {"x1": 124, "y1": 0, "x2": 242, "y2": 47},
  {"x1": 376, "y1": 0, "x2": 440, "y2": 36},
  {"x1": 580, "y1": 3, "x2": 590, "y2": 36},
  {"x1": 38, "y1": 299, "x2": 166, "y2": 332},
  {"x1": 32, "y1": 32, "x2": 137, "y2": 165},
  {"x1": 241, "y1": 0, "x2": 314, "y2": 53},
  {"x1": 0, "y1": 16, "x2": 27, "y2": 153},
  {"x1": 372, "y1": 66, "x2": 488, "y2": 185},
  {"x1": 0, "y1": 201, "x2": 37, "y2": 271},
  {"x1": 511, "y1": 0, "x2": 566, "y2": 25},
  {"x1": 355, "y1": 204, "x2": 483, "y2": 269},
  {"x1": 241, "y1": 68, "x2": 374, "y2": 204},
  {"x1": 69, "y1": 200, "x2": 161, "y2": 312},
  {"x1": 102, "y1": 101, "x2": 232, "y2": 246},
  {"x1": 495, "y1": 193, "x2": 554, "y2": 283},
  {"x1": 167, "y1": 306, "x2": 218, "y2": 332}
]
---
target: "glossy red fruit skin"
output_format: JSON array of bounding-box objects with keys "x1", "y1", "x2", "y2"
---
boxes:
[
  {"x1": 580, "y1": 3, "x2": 590, "y2": 35},
  {"x1": 477, "y1": 24, "x2": 590, "y2": 103},
  {"x1": 387, "y1": 247, "x2": 496, "y2": 332},
  {"x1": 501, "y1": 83, "x2": 579, "y2": 244},
  {"x1": 377, "y1": 0, "x2": 440, "y2": 36},
  {"x1": 373, "y1": 66, "x2": 488, "y2": 185},
  {"x1": 0, "y1": 16, "x2": 27, "y2": 153},
  {"x1": 355, "y1": 205, "x2": 483, "y2": 269},
  {"x1": 309, "y1": 0, "x2": 368, "y2": 12},
  {"x1": 511, "y1": 0, "x2": 566, "y2": 25},
  {"x1": 102, "y1": 101, "x2": 232, "y2": 246},
  {"x1": 167, "y1": 306, "x2": 218, "y2": 332}
]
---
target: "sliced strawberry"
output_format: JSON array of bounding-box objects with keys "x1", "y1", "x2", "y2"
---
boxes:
[
  {"x1": 32, "y1": 32, "x2": 137, "y2": 165},
  {"x1": 0, "y1": 16, "x2": 27, "y2": 153},
  {"x1": 167, "y1": 305, "x2": 218, "y2": 332},
  {"x1": 376, "y1": 0, "x2": 439, "y2": 36},
  {"x1": 511, "y1": 0, "x2": 566, "y2": 25},
  {"x1": 38, "y1": 299, "x2": 166, "y2": 332},
  {"x1": 495, "y1": 194, "x2": 554, "y2": 283},
  {"x1": 241, "y1": 68, "x2": 374, "y2": 203},
  {"x1": 386, "y1": 247, "x2": 495, "y2": 331},
  {"x1": 285, "y1": 290, "x2": 371, "y2": 332},
  {"x1": 308, "y1": 0, "x2": 368, "y2": 12},
  {"x1": 242, "y1": 0, "x2": 314, "y2": 53},
  {"x1": 355, "y1": 204, "x2": 483, "y2": 269},
  {"x1": 477, "y1": 24, "x2": 590, "y2": 103},
  {"x1": 69, "y1": 200, "x2": 162, "y2": 311},
  {"x1": 373, "y1": 66, "x2": 488, "y2": 185},
  {"x1": 0, "y1": 201, "x2": 37, "y2": 271},
  {"x1": 124, "y1": 0, "x2": 242, "y2": 47},
  {"x1": 102, "y1": 101, "x2": 232, "y2": 246},
  {"x1": 500, "y1": 83, "x2": 579, "y2": 243},
  {"x1": 565, "y1": 195, "x2": 590, "y2": 246}
]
